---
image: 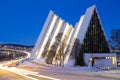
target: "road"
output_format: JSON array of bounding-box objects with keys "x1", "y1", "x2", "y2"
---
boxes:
[
  {"x1": 0, "y1": 48, "x2": 31, "y2": 67},
  {"x1": 0, "y1": 68, "x2": 56, "y2": 80},
  {"x1": 0, "y1": 49, "x2": 59, "y2": 80},
  {"x1": 0, "y1": 65, "x2": 60, "y2": 80},
  {"x1": 0, "y1": 48, "x2": 31, "y2": 59},
  {"x1": 0, "y1": 61, "x2": 120, "y2": 80},
  {"x1": 0, "y1": 68, "x2": 30, "y2": 80}
]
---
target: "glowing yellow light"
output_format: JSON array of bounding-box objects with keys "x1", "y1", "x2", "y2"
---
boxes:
[
  {"x1": 117, "y1": 62, "x2": 120, "y2": 66},
  {"x1": 90, "y1": 58, "x2": 92, "y2": 61},
  {"x1": 112, "y1": 57, "x2": 116, "y2": 64}
]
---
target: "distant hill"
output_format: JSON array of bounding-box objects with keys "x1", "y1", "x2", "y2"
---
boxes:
[{"x1": 0, "y1": 43, "x2": 34, "y2": 48}]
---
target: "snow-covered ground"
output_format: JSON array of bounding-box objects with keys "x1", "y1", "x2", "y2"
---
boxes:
[
  {"x1": 17, "y1": 60, "x2": 120, "y2": 80},
  {"x1": 19, "y1": 59, "x2": 119, "y2": 72},
  {"x1": 19, "y1": 59, "x2": 94, "y2": 71}
]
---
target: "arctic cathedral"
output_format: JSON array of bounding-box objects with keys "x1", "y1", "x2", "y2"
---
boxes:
[{"x1": 30, "y1": 5, "x2": 110, "y2": 66}]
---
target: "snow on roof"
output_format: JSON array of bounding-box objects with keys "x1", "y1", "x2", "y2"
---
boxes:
[{"x1": 77, "y1": 5, "x2": 95, "y2": 44}]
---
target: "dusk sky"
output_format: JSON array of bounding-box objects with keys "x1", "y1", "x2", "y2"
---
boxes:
[{"x1": 0, "y1": 0, "x2": 120, "y2": 46}]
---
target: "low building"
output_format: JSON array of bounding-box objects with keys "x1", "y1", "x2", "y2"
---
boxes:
[{"x1": 84, "y1": 53, "x2": 117, "y2": 69}]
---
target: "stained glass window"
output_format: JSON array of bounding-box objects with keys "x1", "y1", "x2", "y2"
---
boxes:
[{"x1": 80, "y1": 9, "x2": 110, "y2": 53}]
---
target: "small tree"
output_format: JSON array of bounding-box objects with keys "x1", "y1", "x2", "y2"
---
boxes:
[
  {"x1": 54, "y1": 33, "x2": 67, "y2": 67},
  {"x1": 109, "y1": 29, "x2": 120, "y2": 52},
  {"x1": 58, "y1": 38, "x2": 66, "y2": 67},
  {"x1": 45, "y1": 42, "x2": 57, "y2": 64},
  {"x1": 70, "y1": 39, "x2": 81, "y2": 66}
]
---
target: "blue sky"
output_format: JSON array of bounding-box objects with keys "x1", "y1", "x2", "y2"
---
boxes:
[{"x1": 0, "y1": 0, "x2": 120, "y2": 45}]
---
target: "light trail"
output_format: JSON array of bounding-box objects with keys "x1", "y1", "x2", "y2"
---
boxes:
[
  {"x1": 0, "y1": 65, "x2": 60, "y2": 80},
  {"x1": 0, "y1": 48, "x2": 60, "y2": 80},
  {"x1": 0, "y1": 48, "x2": 31, "y2": 66},
  {"x1": 0, "y1": 48, "x2": 31, "y2": 60}
]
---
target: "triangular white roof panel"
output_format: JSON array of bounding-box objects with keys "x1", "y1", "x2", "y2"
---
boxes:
[{"x1": 77, "y1": 5, "x2": 96, "y2": 43}]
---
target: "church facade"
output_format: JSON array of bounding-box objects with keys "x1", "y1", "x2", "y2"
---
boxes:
[{"x1": 30, "y1": 5, "x2": 112, "y2": 66}]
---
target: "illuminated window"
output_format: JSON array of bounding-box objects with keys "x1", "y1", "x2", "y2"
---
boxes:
[{"x1": 112, "y1": 57, "x2": 116, "y2": 64}]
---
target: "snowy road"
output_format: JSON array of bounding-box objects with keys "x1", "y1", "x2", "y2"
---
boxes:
[
  {"x1": 0, "y1": 60, "x2": 120, "y2": 80},
  {"x1": 0, "y1": 65, "x2": 60, "y2": 80}
]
